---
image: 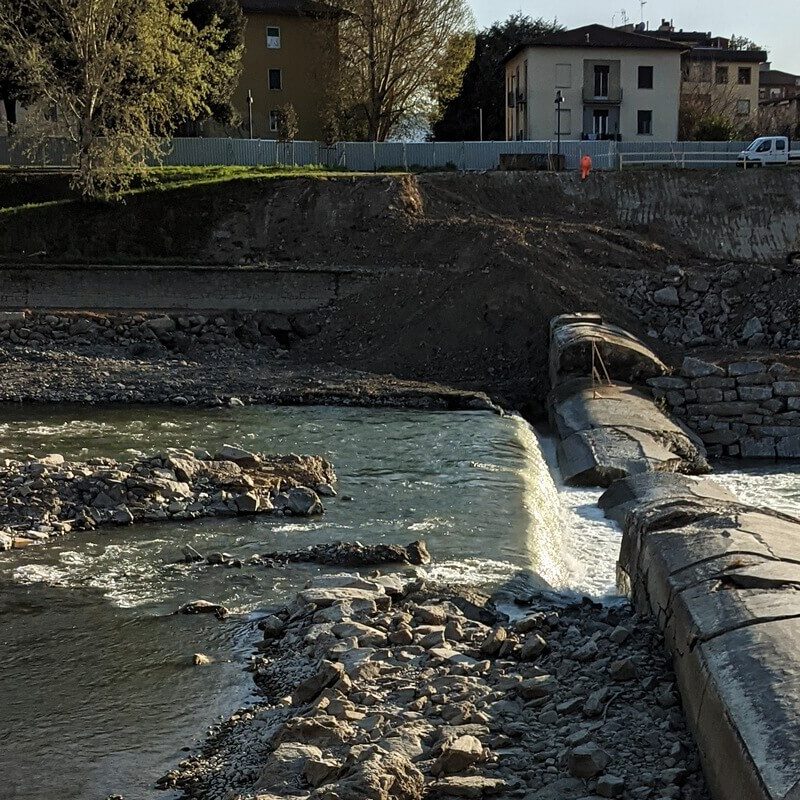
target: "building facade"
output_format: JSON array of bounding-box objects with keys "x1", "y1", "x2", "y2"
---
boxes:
[
  {"x1": 760, "y1": 64, "x2": 800, "y2": 101},
  {"x1": 233, "y1": 0, "x2": 339, "y2": 140},
  {"x1": 504, "y1": 25, "x2": 683, "y2": 141},
  {"x1": 624, "y1": 21, "x2": 767, "y2": 128}
]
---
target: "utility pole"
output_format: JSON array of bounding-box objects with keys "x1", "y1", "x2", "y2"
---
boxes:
[
  {"x1": 478, "y1": 107, "x2": 483, "y2": 141},
  {"x1": 247, "y1": 90, "x2": 253, "y2": 139},
  {"x1": 555, "y1": 90, "x2": 564, "y2": 159}
]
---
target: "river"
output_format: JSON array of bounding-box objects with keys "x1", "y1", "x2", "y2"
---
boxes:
[{"x1": 3, "y1": 404, "x2": 793, "y2": 800}]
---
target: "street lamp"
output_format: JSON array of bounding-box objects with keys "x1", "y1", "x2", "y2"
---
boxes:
[{"x1": 555, "y1": 90, "x2": 564, "y2": 158}]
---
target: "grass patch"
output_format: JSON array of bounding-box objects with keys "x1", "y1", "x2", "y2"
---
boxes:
[{"x1": 0, "y1": 164, "x2": 404, "y2": 214}]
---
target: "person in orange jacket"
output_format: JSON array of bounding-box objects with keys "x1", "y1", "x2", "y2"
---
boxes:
[{"x1": 580, "y1": 154, "x2": 592, "y2": 181}]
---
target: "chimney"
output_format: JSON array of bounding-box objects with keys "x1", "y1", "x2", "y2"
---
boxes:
[{"x1": 658, "y1": 18, "x2": 674, "y2": 32}]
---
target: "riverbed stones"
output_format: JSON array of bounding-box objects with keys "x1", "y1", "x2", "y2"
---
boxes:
[
  {"x1": 178, "y1": 600, "x2": 230, "y2": 619},
  {"x1": 567, "y1": 742, "x2": 610, "y2": 778},
  {"x1": 0, "y1": 447, "x2": 335, "y2": 548},
  {"x1": 160, "y1": 574, "x2": 708, "y2": 800}
]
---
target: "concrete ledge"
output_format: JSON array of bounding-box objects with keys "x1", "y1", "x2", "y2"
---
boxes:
[
  {"x1": 602, "y1": 472, "x2": 800, "y2": 800},
  {"x1": 0, "y1": 264, "x2": 372, "y2": 312},
  {"x1": 548, "y1": 378, "x2": 709, "y2": 486}
]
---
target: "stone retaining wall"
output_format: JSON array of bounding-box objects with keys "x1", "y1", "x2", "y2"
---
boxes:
[{"x1": 649, "y1": 357, "x2": 800, "y2": 458}]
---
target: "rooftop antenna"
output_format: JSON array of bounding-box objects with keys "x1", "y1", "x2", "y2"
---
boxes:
[
  {"x1": 639, "y1": 0, "x2": 647, "y2": 24},
  {"x1": 619, "y1": 8, "x2": 629, "y2": 26}
]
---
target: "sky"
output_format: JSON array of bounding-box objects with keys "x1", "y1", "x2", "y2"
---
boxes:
[{"x1": 469, "y1": 0, "x2": 800, "y2": 74}]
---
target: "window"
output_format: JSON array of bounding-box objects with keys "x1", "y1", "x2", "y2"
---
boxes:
[
  {"x1": 637, "y1": 109, "x2": 653, "y2": 135},
  {"x1": 523, "y1": 59, "x2": 528, "y2": 94},
  {"x1": 776, "y1": 139, "x2": 786, "y2": 151},
  {"x1": 592, "y1": 109, "x2": 609, "y2": 135},
  {"x1": 269, "y1": 109, "x2": 279, "y2": 132},
  {"x1": 555, "y1": 63, "x2": 572, "y2": 88},
  {"x1": 268, "y1": 68, "x2": 282, "y2": 90},
  {"x1": 756, "y1": 139, "x2": 771, "y2": 152},
  {"x1": 736, "y1": 99, "x2": 751, "y2": 115},
  {"x1": 715, "y1": 65, "x2": 729, "y2": 84},
  {"x1": 738, "y1": 67, "x2": 751, "y2": 85},
  {"x1": 638, "y1": 65, "x2": 653, "y2": 89},
  {"x1": 554, "y1": 108, "x2": 571, "y2": 135},
  {"x1": 593, "y1": 65, "x2": 610, "y2": 98},
  {"x1": 693, "y1": 62, "x2": 712, "y2": 82},
  {"x1": 266, "y1": 26, "x2": 281, "y2": 48}
]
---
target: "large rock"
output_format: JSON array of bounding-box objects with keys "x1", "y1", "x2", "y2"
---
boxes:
[
  {"x1": 254, "y1": 743, "x2": 323, "y2": 792},
  {"x1": 432, "y1": 735, "x2": 485, "y2": 776},
  {"x1": 333, "y1": 752, "x2": 424, "y2": 800},
  {"x1": 214, "y1": 444, "x2": 261, "y2": 468},
  {"x1": 615, "y1": 473, "x2": 800, "y2": 800}
]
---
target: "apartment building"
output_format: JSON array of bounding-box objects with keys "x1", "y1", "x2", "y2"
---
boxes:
[
  {"x1": 760, "y1": 63, "x2": 800, "y2": 101},
  {"x1": 503, "y1": 25, "x2": 683, "y2": 141},
  {"x1": 233, "y1": 0, "x2": 340, "y2": 139},
  {"x1": 627, "y1": 21, "x2": 767, "y2": 124}
]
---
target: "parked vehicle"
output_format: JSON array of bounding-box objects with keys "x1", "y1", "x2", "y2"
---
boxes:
[{"x1": 737, "y1": 136, "x2": 800, "y2": 166}]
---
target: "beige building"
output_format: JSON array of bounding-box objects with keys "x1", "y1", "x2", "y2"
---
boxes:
[
  {"x1": 504, "y1": 25, "x2": 683, "y2": 142},
  {"x1": 623, "y1": 21, "x2": 767, "y2": 128},
  {"x1": 234, "y1": 0, "x2": 339, "y2": 140}
]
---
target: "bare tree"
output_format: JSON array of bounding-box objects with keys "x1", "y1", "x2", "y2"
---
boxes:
[
  {"x1": 0, "y1": 0, "x2": 241, "y2": 198},
  {"x1": 332, "y1": 0, "x2": 474, "y2": 141}
]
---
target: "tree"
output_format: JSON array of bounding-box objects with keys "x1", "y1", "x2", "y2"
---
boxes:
[
  {"x1": 277, "y1": 102, "x2": 299, "y2": 142},
  {"x1": 729, "y1": 34, "x2": 764, "y2": 51},
  {"x1": 0, "y1": 0, "x2": 242, "y2": 198},
  {"x1": 331, "y1": 0, "x2": 474, "y2": 141},
  {"x1": 183, "y1": 0, "x2": 245, "y2": 127},
  {"x1": 432, "y1": 14, "x2": 562, "y2": 141}
]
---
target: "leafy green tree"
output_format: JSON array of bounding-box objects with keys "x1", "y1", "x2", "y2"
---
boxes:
[
  {"x1": 432, "y1": 14, "x2": 562, "y2": 141},
  {"x1": 183, "y1": 0, "x2": 245, "y2": 126},
  {"x1": 0, "y1": 0, "x2": 242, "y2": 198}
]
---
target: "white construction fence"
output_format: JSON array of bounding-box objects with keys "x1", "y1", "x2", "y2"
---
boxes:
[{"x1": 0, "y1": 137, "x2": 749, "y2": 172}]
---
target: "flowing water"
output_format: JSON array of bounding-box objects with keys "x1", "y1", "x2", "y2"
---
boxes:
[
  {"x1": 8, "y1": 405, "x2": 792, "y2": 800},
  {"x1": 0, "y1": 404, "x2": 620, "y2": 800}
]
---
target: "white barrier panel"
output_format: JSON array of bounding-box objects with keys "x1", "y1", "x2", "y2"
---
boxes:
[{"x1": 0, "y1": 137, "x2": 751, "y2": 171}]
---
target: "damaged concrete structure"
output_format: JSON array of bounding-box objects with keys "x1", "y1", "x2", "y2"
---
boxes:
[
  {"x1": 547, "y1": 313, "x2": 800, "y2": 800},
  {"x1": 547, "y1": 314, "x2": 709, "y2": 486},
  {"x1": 602, "y1": 474, "x2": 800, "y2": 800}
]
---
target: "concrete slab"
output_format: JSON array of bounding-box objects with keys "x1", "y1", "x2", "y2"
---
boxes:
[{"x1": 549, "y1": 316, "x2": 667, "y2": 388}]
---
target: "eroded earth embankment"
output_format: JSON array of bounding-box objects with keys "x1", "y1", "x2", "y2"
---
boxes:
[{"x1": 2, "y1": 170, "x2": 799, "y2": 411}]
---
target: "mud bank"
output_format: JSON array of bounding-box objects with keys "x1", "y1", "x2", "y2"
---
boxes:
[{"x1": 160, "y1": 573, "x2": 708, "y2": 800}]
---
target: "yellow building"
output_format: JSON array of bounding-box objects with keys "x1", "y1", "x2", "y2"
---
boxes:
[
  {"x1": 622, "y1": 21, "x2": 766, "y2": 129},
  {"x1": 234, "y1": 0, "x2": 339, "y2": 140}
]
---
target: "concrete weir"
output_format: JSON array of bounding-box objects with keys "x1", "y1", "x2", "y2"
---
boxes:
[
  {"x1": 547, "y1": 314, "x2": 709, "y2": 486},
  {"x1": 548, "y1": 314, "x2": 800, "y2": 800}
]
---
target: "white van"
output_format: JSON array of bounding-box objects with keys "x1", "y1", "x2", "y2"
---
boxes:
[{"x1": 738, "y1": 136, "x2": 800, "y2": 166}]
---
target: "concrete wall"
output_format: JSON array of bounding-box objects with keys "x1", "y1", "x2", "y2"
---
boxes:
[{"x1": 0, "y1": 265, "x2": 369, "y2": 312}]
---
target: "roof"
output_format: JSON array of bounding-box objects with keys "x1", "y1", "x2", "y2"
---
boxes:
[
  {"x1": 239, "y1": 0, "x2": 341, "y2": 17},
  {"x1": 504, "y1": 24, "x2": 685, "y2": 63},
  {"x1": 687, "y1": 47, "x2": 767, "y2": 63},
  {"x1": 761, "y1": 69, "x2": 800, "y2": 86}
]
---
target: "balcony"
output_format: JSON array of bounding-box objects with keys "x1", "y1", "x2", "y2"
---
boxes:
[{"x1": 582, "y1": 86, "x2": 623, "y2": 104}]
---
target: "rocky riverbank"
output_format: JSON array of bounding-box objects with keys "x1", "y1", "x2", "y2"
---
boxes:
[
  {"x1": 0, "y1": 446, "x2": 334, "y2": 550},
  {"x1": 159, "y1": 573, "x2": 708, "y2": 800}
]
